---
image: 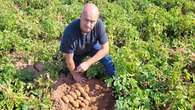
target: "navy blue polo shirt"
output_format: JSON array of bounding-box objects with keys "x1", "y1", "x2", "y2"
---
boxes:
[{"x1": 60, "y1": 19, "x2": 108, "y2": 55}]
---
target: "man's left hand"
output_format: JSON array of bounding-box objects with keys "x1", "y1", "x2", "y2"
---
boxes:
[{"x1": 77, "y1": 61, "x2": 90, "y2": 73}]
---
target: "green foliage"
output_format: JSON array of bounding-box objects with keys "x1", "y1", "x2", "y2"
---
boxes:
[{"x1": 0, "y1": 0, "x2": 194, "y2": 109}]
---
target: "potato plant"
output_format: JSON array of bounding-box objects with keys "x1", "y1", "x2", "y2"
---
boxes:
[{"x1": 0, "y1": 0, "x2": 194, "y2": 109}]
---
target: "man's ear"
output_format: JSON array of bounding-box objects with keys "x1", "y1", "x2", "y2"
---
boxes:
[{"x1": 80, "y1": 13, "x2": 82, "y2": 18}]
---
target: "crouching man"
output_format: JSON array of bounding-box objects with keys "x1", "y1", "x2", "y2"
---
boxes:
[{"x1": 60, "y1": 3, "x2": 116, "y2": 83}]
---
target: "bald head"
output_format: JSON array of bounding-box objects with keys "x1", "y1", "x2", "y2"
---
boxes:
[
  {"x1": 81, "y1": 3, "x2": 99, "y2": 18},
  {"x1": 80, "y1": 3, "x2": 99, "y2": 33}
]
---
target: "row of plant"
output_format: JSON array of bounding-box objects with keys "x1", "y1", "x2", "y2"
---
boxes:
[{"x1": 0, "y1": 0, "x2": 194, "y2": 109}]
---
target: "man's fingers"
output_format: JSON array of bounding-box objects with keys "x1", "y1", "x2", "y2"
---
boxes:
[
  {"x1": 76, "y1": 66, "x2": 82, "y2": 72},
  {"x1": 76, "y1": 66, "x2": 84, "y2": 73},
  {"x1": 79, "y1": 77, "x2": 86, "y2": 84},
  {"x1": 77, "y1": 62, "x2": 88, "y2": 72},
  {"x1": 81, "y1": 77, "x2": 87, "y2": 83},
  {"x1": 80, "y1": 80, "x2": 85, "y2": 84}
]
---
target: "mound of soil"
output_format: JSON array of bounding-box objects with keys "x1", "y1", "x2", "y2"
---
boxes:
[{"x1": 51, "y1": 73, "x2": 115, "y2": 110}]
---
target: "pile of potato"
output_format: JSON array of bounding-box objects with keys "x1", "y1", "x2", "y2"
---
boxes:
[{"x1": 61, "y1": 83, "x2": 90, "y2": 108}]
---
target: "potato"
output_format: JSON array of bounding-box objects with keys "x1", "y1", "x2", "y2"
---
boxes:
[
  {"x1": 76, "y1": 99, "x2": 85, "y2": 107},
  {"x1": 81, "y1": 92, "x2": 90, "y2": 101},
  {"x1": 70, "y1": 91, "x2": 77, "y2": 99},
  {"x1": 77, "y1": 86, "x2": 85, "y2": 94},
  {"x1": 84, "y1": 85, "x2": 90, "y2": 92},
  {"x1": 75, "y1": 90, "x2": 81, "y2": 97},
  {"x1": 62, "y1": 96, "x2": 69, "y2": 103},
  {"x1": 78, "y1": 97, "x2": 89, "y2": 105},
  {"x1": 67, "y1": 95, "x2": 79, "y2": 108},
  {"x1": 85, "y1": 95, "x2": 91, "y2": 101},
  {"x1": 71, "y1": 101, "x2": 79, "y2": 108},
  {"x1": 77, "y1": 86, "x2": 90, "y2": 101},
  {"x1": 84, "y1": 94, "x2": 90, "y2": 101},
  {"x1": 63, "y1": 85, "x2": 70, "y2": 92},
  {"x1": 66, "y1": 95, "x2": 74, "y2": 101}
]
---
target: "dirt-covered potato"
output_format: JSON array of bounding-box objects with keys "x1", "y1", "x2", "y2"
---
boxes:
[
  {"x1": 75, "y1": 90, "x2": 81, "y2": 97},
  {"x1": 71, "y1": 101, "x2": 79, "y2": 108},
  {"x1": 84, "y1": 85, "x2": 90, "y2": 92},
  {"x1": 66, "y1": 95, "x2": 74, "y2": 102},
  {"x1": 62, "y1": 96, "x2": 69, "y2": 103},
  {"x1": 76, "y1": 85, "x2": 85, "y2": 93},
  {"x1": 67, "y1": 95, "x2": 79, "y2": 108},
  {"x1": 70, "y1": 91, "x2": 77, "y2": 99},
  {"x1": 77, "y1": 85, "x2": 90, "y2": 101},
  {"x1": 76, "y1": 99, "x2": 86, "y2": 107},
  {"x1": 84, "y1": 94, "x2": 90, "y2": 101},
  {"x1": 78, "y1": 97, "x2": 89, "y2": 105}
]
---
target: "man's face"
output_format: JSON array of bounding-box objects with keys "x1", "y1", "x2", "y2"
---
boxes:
[{"x1": 80, "y1": 12, "x2": 98, "y2": 33}]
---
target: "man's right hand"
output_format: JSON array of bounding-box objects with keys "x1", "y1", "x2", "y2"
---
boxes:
[{"x1": 71, "y1": 71, "x2": 86, "y2": 83}]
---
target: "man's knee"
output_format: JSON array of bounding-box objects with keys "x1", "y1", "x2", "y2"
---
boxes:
[{"x1": 100, "y1": 55, "x2": 116, "y2": 76}]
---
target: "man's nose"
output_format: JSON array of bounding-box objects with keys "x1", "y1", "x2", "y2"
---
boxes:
[{"x1": 86, "y1": 21, "x2": 92, "y2": 28}]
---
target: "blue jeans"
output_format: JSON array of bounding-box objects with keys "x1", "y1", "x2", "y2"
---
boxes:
[{"x1": 73, "y1": 42, "x2": 116, "y2": 76}]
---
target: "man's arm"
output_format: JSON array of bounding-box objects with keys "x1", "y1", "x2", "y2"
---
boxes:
[
  {"x1": 77, "y1": 42, "x2": 109, "y2": 72},
  {"x1": 87, "y1": 41, "x2": 109, "y2": 65},
  {"x1": 64, "y1": 53, "x2": 86, "y2": 83},
  {"x1": 64, "y1": 53, "x2": 76, "y2": 74}
]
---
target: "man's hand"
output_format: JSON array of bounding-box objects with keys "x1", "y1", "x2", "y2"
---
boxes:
[
  {"x1": 76, "y1": 61, "x2": 91, "y2": 73},
  {"x1": 72, "y1": 71, "x2": 86, "y2": 83}
]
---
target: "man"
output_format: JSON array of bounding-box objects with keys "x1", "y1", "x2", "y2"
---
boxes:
[{"x1": 60, "y1": 3, "x2": 116, "y2": 83}]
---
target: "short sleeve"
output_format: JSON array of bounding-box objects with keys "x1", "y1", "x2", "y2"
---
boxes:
[
  {"x1": 97, "y1": 20, "x2": 108, "y2": 44},
  {"x1": 60, "y1": 30, "x2": 74, "y2": 54}
]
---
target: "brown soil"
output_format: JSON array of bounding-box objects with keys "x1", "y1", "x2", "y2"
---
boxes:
[{"x1": 51, "y1": 73, "x2": 115, "y2": 110}]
